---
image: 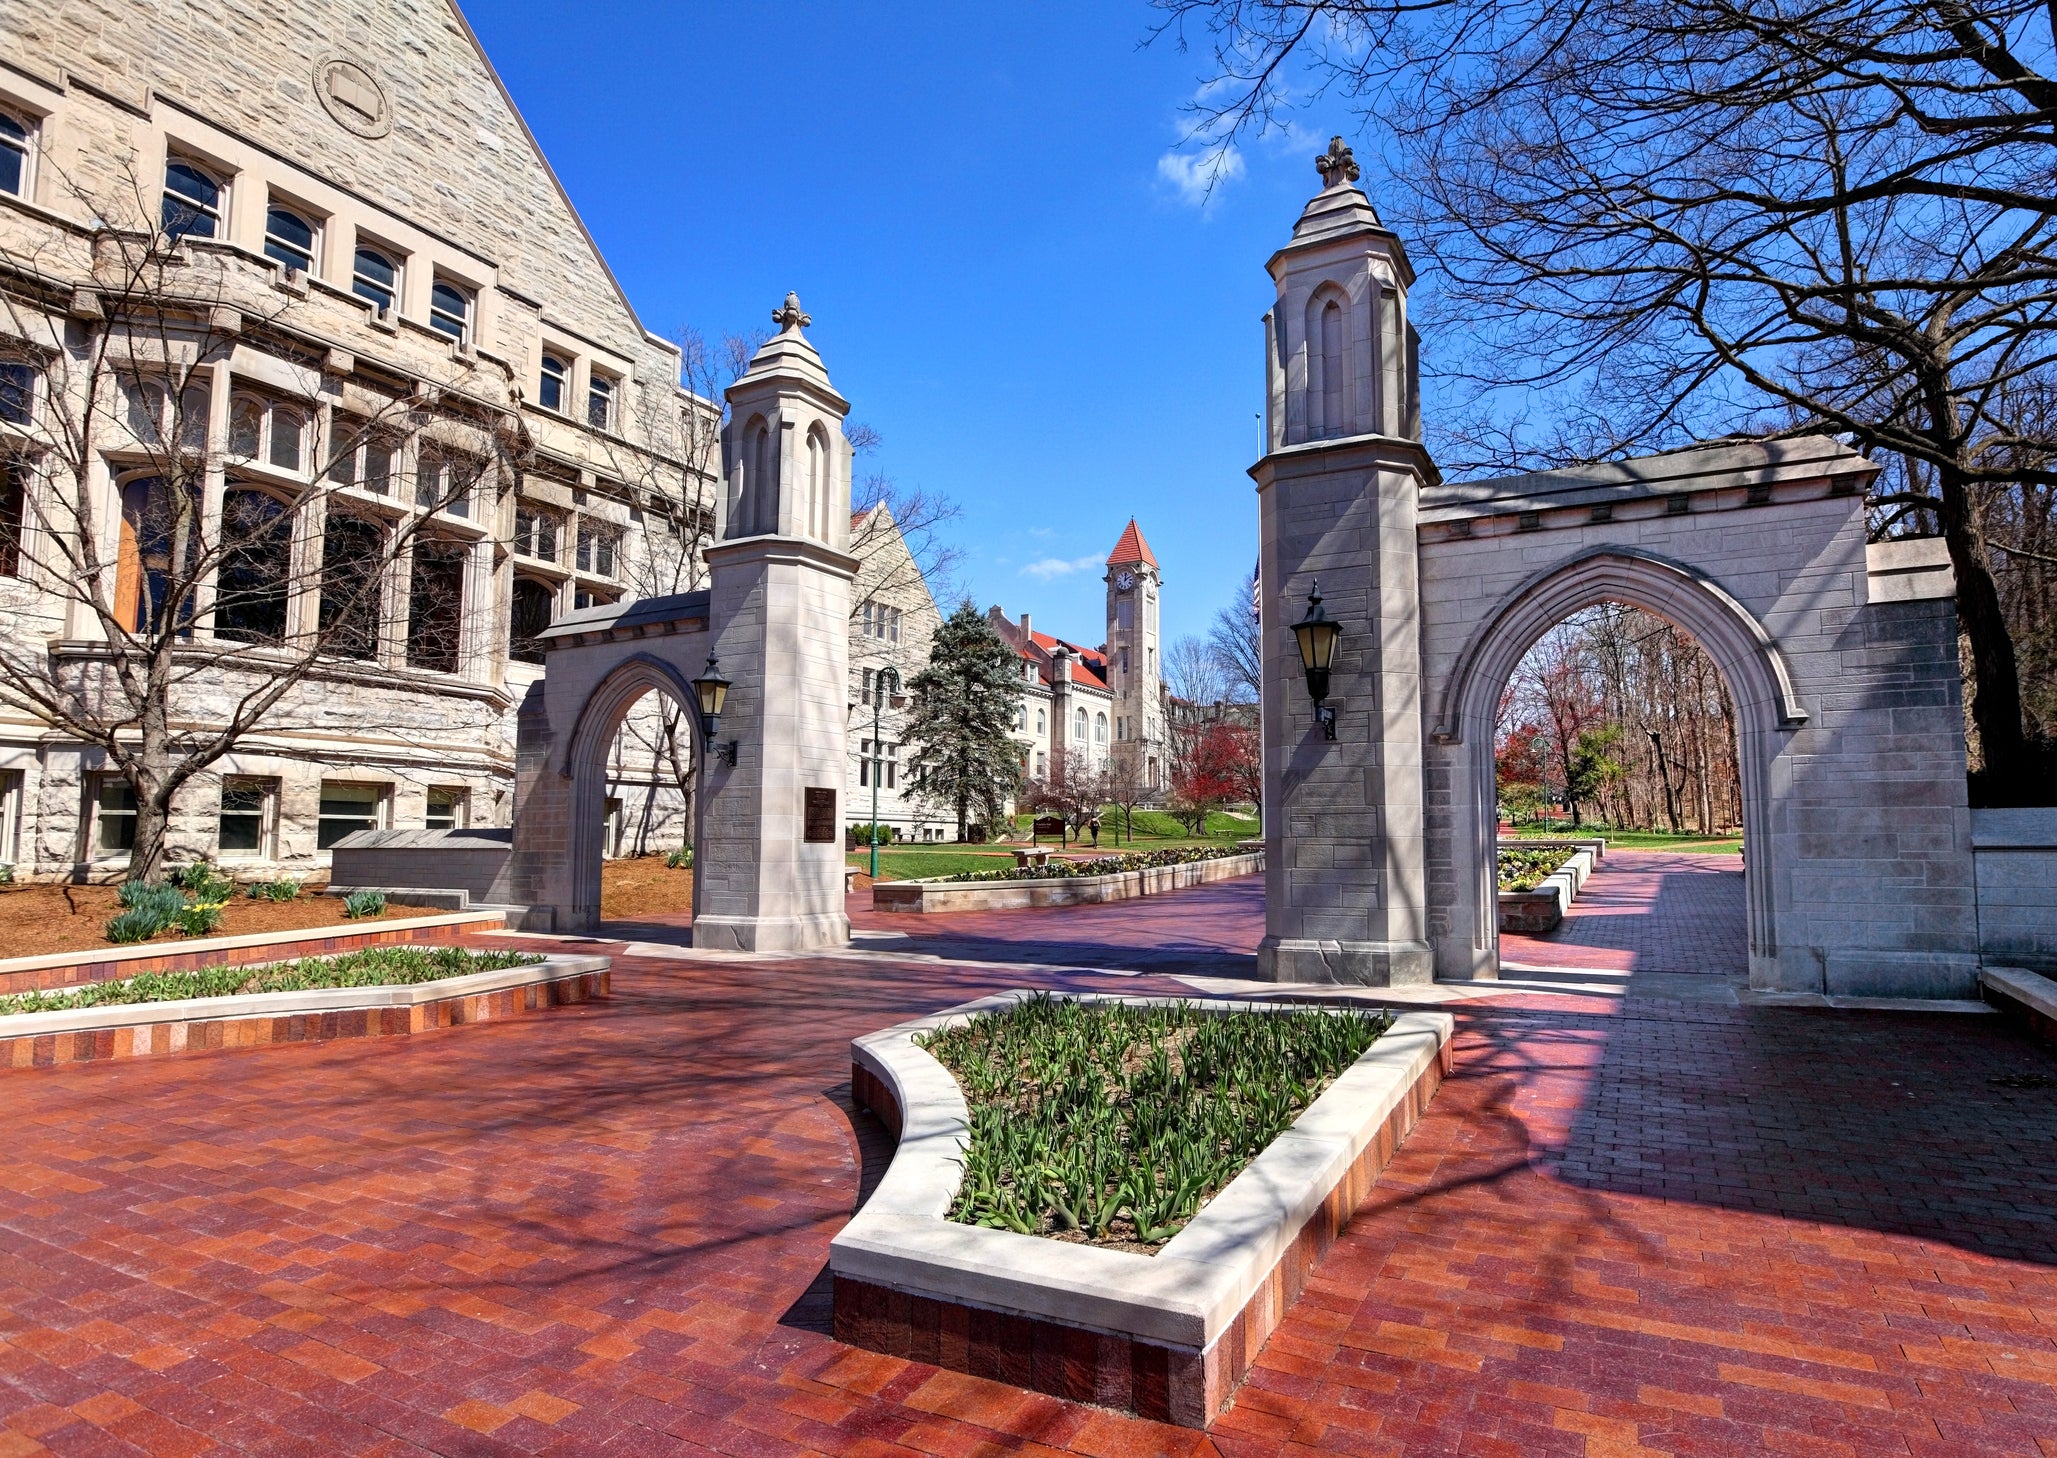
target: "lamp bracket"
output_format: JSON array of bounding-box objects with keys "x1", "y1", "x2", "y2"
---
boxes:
[{"x1": 711, "y1": 740, "x2": 739, "y2": 767}]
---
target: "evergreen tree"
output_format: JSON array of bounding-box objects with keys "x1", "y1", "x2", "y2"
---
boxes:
[{"x1": 905, "y1": 605, "x2": 1025, "y2": 840}]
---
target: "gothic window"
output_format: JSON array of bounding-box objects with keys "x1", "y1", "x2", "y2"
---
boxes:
[
  {"x1": 429, "y1": 279, "x2": 471, "y2": 342},
  {"x1": 539, "y1": 354, "x2": 568, "y2": 412},
  {"x1": 1319, "y1": 299, "x2": 1344, "y2": 435},
  {"x1": 406, "y1": 539, "x2": 467, "y2": 673},
  {"x1": 162, "y1": 159, "x2": 223, "y2": 240},
  {"x1": 509, "y1": 575, "x2": 554, "y2": 664},
  {"x1": 352, "y1": 244, "x2": 399, "y2": 313},
  {"x1": 806, "y1": 423, "x2": 830, "y2": 539},
  {"x1": 263, "y1": 203, "x2": 317, "y2": 273},
  {"x1": 0, "y1": 111, "x2": 31, "y2": 197},
  {"x1": 319, "y1": 515, "x2": 383, "y2": 660},
  {"x1": 213, "y1": 488, "x2": 294, "y2": 644},
  {"x1": 745, "y1": 417, "x2": 773, "y2": 532}
]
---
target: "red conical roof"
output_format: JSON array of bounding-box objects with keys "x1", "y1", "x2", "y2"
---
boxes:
[{"x1": 1106, "y1": 519, "x2": 1158, "y2": 568}]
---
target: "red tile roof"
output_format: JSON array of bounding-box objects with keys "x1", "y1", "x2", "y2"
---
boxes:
[{"x1": 1107, "y1": 519, "x2": 1157, "y2": 568}]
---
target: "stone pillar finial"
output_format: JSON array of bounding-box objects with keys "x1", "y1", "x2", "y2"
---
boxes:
[
  {"x1": 1315, "y1": 136, "x2": 1360, "y2": 191},
  {"x1": 772, "y1": 291, "x2": 812, "y2": 332}
]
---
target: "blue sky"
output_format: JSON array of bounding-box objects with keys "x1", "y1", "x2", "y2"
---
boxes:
[{"x1": 462, "y1": 0, "x2": 1353, "y2": 651}]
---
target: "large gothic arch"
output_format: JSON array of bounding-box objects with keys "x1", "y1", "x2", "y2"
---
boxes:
[{"x1": 1429, "y1": 545, "x2": 1805, "y2": 981}]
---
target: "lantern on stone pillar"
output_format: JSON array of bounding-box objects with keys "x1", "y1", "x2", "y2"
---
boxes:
[{"x1": 1291, "y1": 584, "x2": 1342, "y2": 740}]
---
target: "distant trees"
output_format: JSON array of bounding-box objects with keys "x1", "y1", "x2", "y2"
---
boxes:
[
  {"x1": 1168, "y1": 720, "x2": 1259, "y2": 834},
  {"x1": 1205, "y1": 567, "x2": 1262, "y2": 705},
  {"x1": 904, "y1": 604, "x2": 1024, "y2": 840},
  {"x1": 1498, "y1": 605, "x2": 1741, "y2": 832},
  {"x1": 1023, "y1": 748, "x2": 1109, "y2": 842}
]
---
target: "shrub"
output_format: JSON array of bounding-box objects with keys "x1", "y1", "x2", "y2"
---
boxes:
[
  {"x1": 104, "y1": 906, "x2": 169, "y2": 944},
  {"x1": 175, "y1": 902, "x2": 226, "y2": 937},
  {"x1": 342, "y1": 889, "x2": 386, "y2": 918},
  {"x1": 1497, "y1": 847, "x2": 1570, "y2": 892},
  {"x1": 0, "y1": 863, "x2": 13, "y2": 885},
  {"x1": 248, "y1": 878, "x2": 302, "y2": 902},
  {"x1": 941, "y1": 843, "x2": 1250, "y2": 883},
  {"x1": 176, "y1": 860, "x2": 236, "y2": 903},
  {"x1": 665, "y1": 846, "x2": 693, "y2": 869}
]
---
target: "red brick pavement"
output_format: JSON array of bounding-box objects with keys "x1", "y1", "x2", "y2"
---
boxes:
[
  {"x1": 1500, "y1": 851, "x2": 1750, "y2": 978},
  {"x1": 4, "y1": 864, "x2": 2056, "y2": 1456}
]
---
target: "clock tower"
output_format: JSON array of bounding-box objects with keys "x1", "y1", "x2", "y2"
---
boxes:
[{"x1": 1105, "y1": 519, "x2": 1165, "y2": 788}]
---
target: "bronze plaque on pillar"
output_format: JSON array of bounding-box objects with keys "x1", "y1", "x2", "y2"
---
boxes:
[{"x1": 804, "y1": 787, "x2": 837, "y2": 843}]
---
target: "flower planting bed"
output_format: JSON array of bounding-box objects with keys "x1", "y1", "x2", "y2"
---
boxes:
[
  {"x1": 830, "y1": 991, "x2": 1454, "y2": 1427},
  {"x1": 0, "y1": 907, "x2": 509, "y2": 997},
  {"x1": 872, "y1": 849, "x2": 1263, "y2": 914},
  {"x1": 0, "y1": 947, "x2": 607, "y2": 1071},
  {"x1": 1495, "y1": 841, "x2": 1601, "y2": 934}
]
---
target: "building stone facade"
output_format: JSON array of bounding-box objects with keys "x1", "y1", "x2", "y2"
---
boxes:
[{"x1": 0, "y1": 0, "x2": 712, "y2": 880}]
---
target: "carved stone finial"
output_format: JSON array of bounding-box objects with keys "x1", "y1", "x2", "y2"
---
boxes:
[
  {"x1": 772, "y1": 291, "x2": 811, "y2": 332},
  {"x1": 1315, "y1": 136, "x2": 1360, "y2": 191}
]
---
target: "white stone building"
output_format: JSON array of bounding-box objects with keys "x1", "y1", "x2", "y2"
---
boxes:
[{"x1": 0, "y1": 0, "x2": 712, "y2": 879}]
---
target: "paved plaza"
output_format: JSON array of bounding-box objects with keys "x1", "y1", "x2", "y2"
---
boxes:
[{"x1": 4, "y1": 853, "x2": 2057, "y2": 1456}]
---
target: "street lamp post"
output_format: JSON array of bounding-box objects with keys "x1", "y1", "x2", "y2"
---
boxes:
[{"x1": 867, "y1": 666, "x2": 904, "y2": 879}]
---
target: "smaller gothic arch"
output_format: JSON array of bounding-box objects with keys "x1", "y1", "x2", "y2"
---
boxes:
[
  {"x1": 805, "y1": 421, "x2": 831, "y2": 541},
  {"x1": 1303, "y1": 283, "x2": 1354, "y2": 440}
]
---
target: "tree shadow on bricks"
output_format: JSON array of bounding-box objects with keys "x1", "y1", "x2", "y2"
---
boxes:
[{"x1": 1549, "y1": 996, "x2": 2057, "y2": 1265}]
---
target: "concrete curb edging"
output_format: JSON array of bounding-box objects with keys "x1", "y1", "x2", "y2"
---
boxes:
[
  {"x1": 1496, "y1": 843, "x2": 1599, "y2": 934},
  {"x1": 0, "y1": 954, "x2": 610, "y2": 1071},
  {"x1": 829, "y1": 992, "x2": 1454, "y2": 1427},
  {"x1": 0, "y1": 908, "x2": 511, "y2": 997},
  {"x1": 871, "y1": 852, "x2": 1264, "y2": 914}
]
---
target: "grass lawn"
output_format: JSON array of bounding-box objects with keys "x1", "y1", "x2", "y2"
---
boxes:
[
  {"x1": 1503, "y1": 825, "x2": 1744, "y2": 854},
  {"x1": 848, "y1": 847, "x2": 1018, "y2": 881}
]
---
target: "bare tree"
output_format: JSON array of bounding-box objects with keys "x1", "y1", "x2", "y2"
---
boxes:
[
  {"x1": 1164, "y1": 632, "x2": 1226, "y2": 709},
  {"x1": 847, "y1": 424, "x2": 966, "y2": 615},
  {"x1": 1154, "y1": 0, "x2": 2057, "y2": 781},
  {"x1": 0, "y1": 163, "x2": 516, "y2": 878},
  {"x1": 1206, "y1": 567, "x2": 1262, "y2": 704},
  {"x1": 1023, "y1": 748, "x2": 1110, "y2": 842},
  {"x1": 1103, "y1": 747, "x2": 1151, "y2": 844}
]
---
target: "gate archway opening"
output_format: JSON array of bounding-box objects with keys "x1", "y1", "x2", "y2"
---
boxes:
[{"x1": 1432, "y1": 545, "x2": 1805, "y2": 982}]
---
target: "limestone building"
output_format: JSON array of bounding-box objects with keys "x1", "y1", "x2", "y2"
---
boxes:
[{"x1": 0, "y1": 0, "x2": 712, "y2": 879}]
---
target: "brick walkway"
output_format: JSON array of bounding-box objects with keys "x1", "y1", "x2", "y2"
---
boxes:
[
  {"x1": 1500, "y1": 851, "x2": 1750, "y2": 979},
  {"x1": 4, "y1": 858, "x2": 2056, "y2": 1456}
]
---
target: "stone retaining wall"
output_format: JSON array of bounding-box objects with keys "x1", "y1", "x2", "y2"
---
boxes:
[
  {"x1": 0, "y1": 955, "x2": 607, "y2": 1071},
  {"x1": 1974, "y1": 810, "x2": 2057, "y2": 975},
  {"x1": 871, "y1": 852, "x2": 1264, "y2": 914},
  {"x1": 1495, "y1": 843, "x2": 1599, "y2": 935},
  {"x1": 830, "y1": 992, "x2": 1452, "y2": 1427},
  {"x1": 0, "y1": 910, "x2": 509, "y2": 997}
]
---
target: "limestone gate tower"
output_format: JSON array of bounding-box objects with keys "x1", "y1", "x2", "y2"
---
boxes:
[{"x1": 1105, "y1": 520, "x2": 1166, "y2": 788}]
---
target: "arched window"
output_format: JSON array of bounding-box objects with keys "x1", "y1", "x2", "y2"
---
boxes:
[
  {"x1": 1095, "y1": 713, "x2": 1108, "y2": 744},
  {"x1": 429, "y1": 279, "x2": 470, "y2": 342},
  {"x1": 509, "y1": 576, "x2": 554, "y2": 664},
  {"x1": 263, "y1": 205, "x2": 316, "y2": 273},
  {"x1": 744, "y1": 417, "x2": 773, "y2": 535},
  {"x1": 1036, "y1": 709, "x2": 1046, "y2": 735},
  {"x1": 1075, "y1": 707, "x2": 1089, "y2": 741},
  {"x1": 405, "y1": 539, "x2": 468, "y2": 673},
  {"x1": 586, "y1": 372, "x2": 614, "y2": 431},
  {"x1": 539, "y1": 354, "x2": 567, "y2": 412},
  {"x1": 162, "y1": 160, "x2": 222, "y2": 240},
  {"x1": 1319, "y1": 299, "x2": 1344, "y2": 435},
  {"x1": 268, "y1": 407, "x2": 303, "y2": 472},
  {"x1": 226, "y1": 393, "x2": 308, "y2": 474},
  {"x1": 123, "y1": 377, "x2": 167, "y2": 445},
  {"x1": 319, "y1": 515, "x2": 383, "y2": 660},
  {"x1": 228, "y1": 394, "x2": 262, "y2": 457},
  {"x1": 115, "y1": 476, "x2": 199, "y2": 633},
  {"x1": 214, "y1": 488, "x2": 293, "y2": 644},
  {"x1": 806, "y1": 424, "x2": 830, "y2": 540},
  {"x1": 352, "y1": 245, "x2": 398, "y2": 313},
  {"x1": 1015, "y1": 705, "x2": 1025, "y2": 731},
  {"x1": 0, "y1": 111, "x2": 33, "y2": 198}
]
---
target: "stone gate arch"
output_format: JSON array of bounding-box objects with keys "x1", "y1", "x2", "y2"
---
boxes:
[{"x1": 1428, "y1": 544, "x2": 1804, "y2": 984}]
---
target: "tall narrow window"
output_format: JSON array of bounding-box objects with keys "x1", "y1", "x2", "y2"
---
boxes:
[
  {"x1": 124, "y1": 378, "x2": 167, "y2": 445},
  {"x1": 587, "y1": 373, "x2": 615, "y2": 431},
  {"x1": 509, "y1": 576, "x2": 554, "y2": 664},
  {"x1": 94, "y1": 778, "x2": 138, "y2": 854},
  {"x1": 162, "y1": 160, "x2": 222, "y2": 240},
  {"x1": 513, "y1": 508, "x2": 558, "y2": 562},
  {"x1": 228, "y1": 394, "x2": 263, "y2": 457},
  {"x1": 0, "y1": 361, "x2": 33, "y2": 425},
  {"x1": 267, "y1": 408, "x2": 304, "y2": 472},
  {"x1": 263, "y1": 205, "x2": 316, "y2": 273},
  {"x1": 406, "y1": 539, "x2": 467, "y2": 673},
  {"x1": 117, "y1": 476, "x2": 200, "y2": 634},
  {"x1": 1075, "y1": 708, "x2": 1089, "y2": 742},
  {"x1": 352, "y1": 245, "x2": 398, "y2": 313},
  {"x1": 0, "y1": 112, "x2": 29, "y2": 197},
  {"x1": 746, "y1": 419, "x2": 772, "y2": 533},
  {"x1": 219, "y1": 777, "x2": 277, "y2": 858},
  {"x1": 319, "y1": 515, "x2": 383, "y2": 660},
  {"x1": 574, "y1": 525, "x2": 616, "y2": 576},
  {"x1": 1319, "y1": 299, "x2": 1344, "y2": 437},
  {"x1": 806, "y1": 425, "x2": 829, "y2": 539},
  {"x1": 214, "y1": 488, "x2": 293, "y2": 644},
  {"x1": 0, "y1": 455, "x2": 25, "y2": 577},
  {"x1": 428, "y1": 279, "x2": 470, "y2": 342},
  {"x1": 539, "y1": 354, "x2": 567, "y2": 412},
  {"x1": 362, "y1": 436, "x2": 393, "y2": 495}
]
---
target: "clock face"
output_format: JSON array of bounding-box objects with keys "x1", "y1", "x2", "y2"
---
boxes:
[{"x1": 1114, "y1": 571, "x2": 1136, "y2": 592}]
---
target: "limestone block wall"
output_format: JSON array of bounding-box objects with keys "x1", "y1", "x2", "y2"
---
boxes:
[{"x1": 1973, "y1": 809, "x2": 2057, "y2": 973}]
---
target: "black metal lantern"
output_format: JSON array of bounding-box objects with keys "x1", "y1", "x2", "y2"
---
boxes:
[
  {"x1": 692, "y1": 654, "x2": 738, "y2": 765},
  {"x1": 1291, "y1": 584, "x2": 1342, "y2": 740}
]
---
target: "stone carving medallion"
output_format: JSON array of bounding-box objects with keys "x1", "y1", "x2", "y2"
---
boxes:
[{"x1": 314, "y1": 55, "x2": 393, "y2": 139}]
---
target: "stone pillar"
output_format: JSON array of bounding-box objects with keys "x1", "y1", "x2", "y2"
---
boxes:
[
  {"x1": 1251, "y1": 138, "x2": 1438, "y2": 986},
  {"x1": 691, "y1": 294, "x2": 858, "y2": 953}
]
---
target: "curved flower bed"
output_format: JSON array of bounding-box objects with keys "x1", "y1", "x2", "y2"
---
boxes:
[{"x1": 943, "y1": 844, "x2": 1248, "y2": 884}]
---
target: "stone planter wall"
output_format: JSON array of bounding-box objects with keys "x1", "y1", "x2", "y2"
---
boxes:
[
  {"x1": 872, "y1": 851, "x2": 1264, "y2": 914},
  {"x1": 0, "y1": 954, "x2": 607, "y2": 1071},
  {"x1": 0, "y1": 909, "x2": 510, "y2": 997},
  {"x1": 1494, "y1": 843, "x2": 1599, "y2": 935},
  {"x1": 830, "y1": 992, "x2": 1453, "y2": 1427}
]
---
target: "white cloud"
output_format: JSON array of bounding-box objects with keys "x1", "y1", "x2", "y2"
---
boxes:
[
  {"x1": 1020, "y1": 555, "x2": 1102, "y2": 581},
  {"x1": 1156, "y1": 145, "x2": 1245, "y2": 208}
]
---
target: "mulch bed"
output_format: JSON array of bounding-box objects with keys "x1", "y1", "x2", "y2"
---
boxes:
[{"x1": 0, "y1": 881, "x2": 393, "y2": 959}]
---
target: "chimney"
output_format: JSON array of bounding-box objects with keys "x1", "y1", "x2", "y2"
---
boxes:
[{"x1": 1020, "y1": 612, "x2": 1031, "y2": 641}]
